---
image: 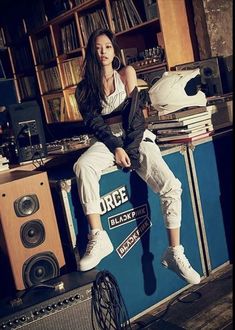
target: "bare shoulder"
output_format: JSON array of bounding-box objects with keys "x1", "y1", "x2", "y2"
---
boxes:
[
  {"x1": 118, "y1": 66, "x2": 137, "y2": 93},
  {"x1": 119, "y1": 65, "x2": 137, "y2": 80}
]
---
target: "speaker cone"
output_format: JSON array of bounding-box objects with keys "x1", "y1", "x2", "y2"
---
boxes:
[
  {"x1": 23, "y1": 252, "x2": 60, "y2": 288},
  {"x1": 14, "y1": 194, "x2": 39, "y2": 217},
  {"x1": 20, "y1": 220, "x2": 45, "y2": 248},
  {"x1": 201, "y1": 63, "x2": 218, "y2": 84},
  {"x1": 202, "y1": 66, "x2": 213, "y2": 78}
]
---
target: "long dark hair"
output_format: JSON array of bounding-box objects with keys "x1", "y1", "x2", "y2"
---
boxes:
[{"x1": 78, "y1": 29, "x2": 123, "y2": 109}]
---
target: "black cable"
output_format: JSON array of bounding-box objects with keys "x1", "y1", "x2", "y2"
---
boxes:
[
  {"x1": 132, "y1": 271, "x2": 232, "y2": 329},
  {"x1": 132, "y1": 289, "x2": 201, "y2": 329},
  {"x1": 32, "y1": 150, "x2": 45, "y2": 168},
  {"x1": 9, "y1": 282, "x2": 64, "y2": 307},
  {"x1": 91, "y1": 270, "x2": 132, "y2": 330}
]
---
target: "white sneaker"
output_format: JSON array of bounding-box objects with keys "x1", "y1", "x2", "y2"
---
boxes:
[
  {"x1": 161, "y1": 245, "x2": 201, "y2": 285},
  {"x1": 78, "y1": 230, "x2": 114, "y2": 272}
]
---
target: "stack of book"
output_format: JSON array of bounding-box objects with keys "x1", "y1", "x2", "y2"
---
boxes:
[
  {"x1": 147, "y1": 106, "x2": 214, "y2": 144},
  {"x1": 0, "y1": 155, "x2": 9, "y2": 172}
]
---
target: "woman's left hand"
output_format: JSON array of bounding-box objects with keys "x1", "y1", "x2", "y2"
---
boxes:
[{"x1": 115, "y1": 147, "x2": 131, "y2": 168}]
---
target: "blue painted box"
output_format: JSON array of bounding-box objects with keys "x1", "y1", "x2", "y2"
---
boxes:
[{"x1": 49, "y1": 145, "x2": 206, "y2": 319}]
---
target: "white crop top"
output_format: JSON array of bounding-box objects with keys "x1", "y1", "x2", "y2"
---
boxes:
[{"x1": 101, "y1": 70, "x2": 127, "y2": 115}]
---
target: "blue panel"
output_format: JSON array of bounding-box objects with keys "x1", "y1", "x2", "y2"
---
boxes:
[
  {"x1": 94, "y1": 151, "x2": 203, "y2": 318},
  {"x1": 49, "y1": 149, "x2": 204, "y2": 319},
  {"x1": 192, "y1": 140, "x2": 230, "y2": 270}
]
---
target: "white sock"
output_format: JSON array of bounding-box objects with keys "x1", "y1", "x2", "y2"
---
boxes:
[
  {"x1": 169, "y1": 245, "x2": 182, "y2": 251},
  {"x1": 90, "y1": 229, "x2": 102, "y2": 235}
]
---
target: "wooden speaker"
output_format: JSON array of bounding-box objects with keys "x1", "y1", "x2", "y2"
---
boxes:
[{"x1": 0, "y1": 170, "x2": 65, "y2": 291}]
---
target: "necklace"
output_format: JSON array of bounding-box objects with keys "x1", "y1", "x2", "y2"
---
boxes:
[
  {"x1": 103, "y1": 71, "x2": 115, "y2": 96},
  {"x1": 104, "y1": 71, "x2": 114, "y2": 82}
]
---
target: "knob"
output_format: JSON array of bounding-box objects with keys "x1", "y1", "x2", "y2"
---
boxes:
[
  {"x1": 7, "y1": 321, "x2": 13, "y2": 327},
  {"x1": 63, "y1": 299, "x2": 69, "y2": 304},
  {"x1": 69, "y1": 297, "x2": 75, "y2": 302},
  {"x1": 20, "y1": 316, "x2": 26, "y2": 322},
  {"x1": 47, "y1": 306, "x2": 52, "y2": 311},
  {"x1": 40, "y1": 308, "x2": 46, "y2": 314},
  {"x1": 33, "y1": 311, "x2": 40, "y2": 316}
]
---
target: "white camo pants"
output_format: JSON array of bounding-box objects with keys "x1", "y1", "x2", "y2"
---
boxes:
[{"x1": 73, "y1": 130, "x2": 182, "y2": 229}]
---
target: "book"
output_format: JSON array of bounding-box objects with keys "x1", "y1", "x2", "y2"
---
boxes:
[
  {"x1": 143, "y1": 0, "x2": 158, "y2": 21},
  {"x1": 156, "y1": 126, "x2": 213, "y2": 142},
  {"x1": 47, "y1": 97, "x2": 61, "y2": 122},
  {"x1": 157, "y1": 106, "x2": 208, "y2": 121},
  {"x1": 155, "y1": 120, "x2": 213, "y2": 134},
  {"x1": 156, "y1": 124, "x2": 213, "y2": 136},
  {"x1": 60, "y1": 96, "x2": 66, "y2": 122},
  {"x1": 157, "y1": 131, "x2": 213, "y2": 144},
  {"x1": 68, "y1": 93, "x2": 83, "y2": 121},
  {"x1": 119, "y1": 0, "x2": 130, "y2": 30},
  {"x1": 112, "y1": 1, "x2": 122, "y2": 32},
  {"x1": 148, "y1": 112, "x2": 212, "y2": 129},
  {"x1": 147, "y1": 109, "x2": 210, "y2": 124},
  {"x1": 206, "y1": 93, "x2": 233, "y2": 106},
  {"x1": 124, "y1": 0, "x2": 142, "y2": 26}
]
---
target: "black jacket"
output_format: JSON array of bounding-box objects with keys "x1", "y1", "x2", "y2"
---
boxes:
[{"x1": 75, "y1": 83, "x2": 149, "y2": 169}]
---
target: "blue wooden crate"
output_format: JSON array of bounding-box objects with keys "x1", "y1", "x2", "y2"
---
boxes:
[{"x1": 49, "y1": 146, "x2": 206, "y2": 319}]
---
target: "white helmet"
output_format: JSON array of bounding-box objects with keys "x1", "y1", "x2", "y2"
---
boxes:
[{"x1": 148, "y1": 68, "x2": 207, "y2": 115}]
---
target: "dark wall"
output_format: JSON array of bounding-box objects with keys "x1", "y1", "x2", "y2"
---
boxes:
[{"x1": 191, "y1": 0, "x2": 232, "y2": 59}]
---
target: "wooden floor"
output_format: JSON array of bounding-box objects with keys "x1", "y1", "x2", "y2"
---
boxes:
[{"x1": 131, "y1": 263, "x2": 233, "y2": 330}]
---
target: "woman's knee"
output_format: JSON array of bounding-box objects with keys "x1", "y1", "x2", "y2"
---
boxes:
[
  {"x1": 172, "y1": 177, "x2": 182, "y2": 191},
  {"x1": 73, "y1": 157, "x2": 102, "y2": 183},
  {"x1": 163, "y1": 177, "x2": 182, "y2": 198},
  {"x1": 73, "y1": 158, "x2": 90, "y2": 177}
]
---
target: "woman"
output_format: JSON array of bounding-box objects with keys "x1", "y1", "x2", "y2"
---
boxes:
[{"x1": 74, "y1": 28, "x2": 200, "y2": 285}]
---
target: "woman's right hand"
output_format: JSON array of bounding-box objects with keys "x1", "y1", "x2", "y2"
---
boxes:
[{"x1": 115, "y1": 147, "x2": 131, "y2": 168}]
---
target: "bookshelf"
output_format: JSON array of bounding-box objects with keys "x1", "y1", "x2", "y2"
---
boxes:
[
  {"x1": 0, "y1": 24, "x2": 18, "y2": 108},
  {"x1": 1, "y1": 0, "x2": 195, "y2": 124},
  {"x1": 0, "y1": 3, "x2": 39, "y2": 104}
]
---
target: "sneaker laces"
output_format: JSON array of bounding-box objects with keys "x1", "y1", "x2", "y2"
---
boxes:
[
  {"x1": 85, "y1": 232, "x2": 100, "y2": 255},
  {"x1": 173, "y1": 249, "x2": 191, "y2": 270}
]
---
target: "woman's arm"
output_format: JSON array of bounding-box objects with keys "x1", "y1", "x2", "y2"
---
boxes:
[
  {"x1": 120, "y1": 66, "x2": 147, "y2": 169},
  {"x1": 119, "y1": 65, "x2": 138, "y2": 95}
]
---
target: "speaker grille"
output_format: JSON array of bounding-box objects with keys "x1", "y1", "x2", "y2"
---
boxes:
[
  {"x1": 12, "y1": 300, "x2": 98, "y2": 330},
  {"x1": 23, "y1": 252, "x2": 60, "y2": 288},
  {"x1": 14, "y1": 194, "x2": 39, "y2": 217},
  {"x1": 20, "y1": 220, "x2": 45, "y2": 248}
]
